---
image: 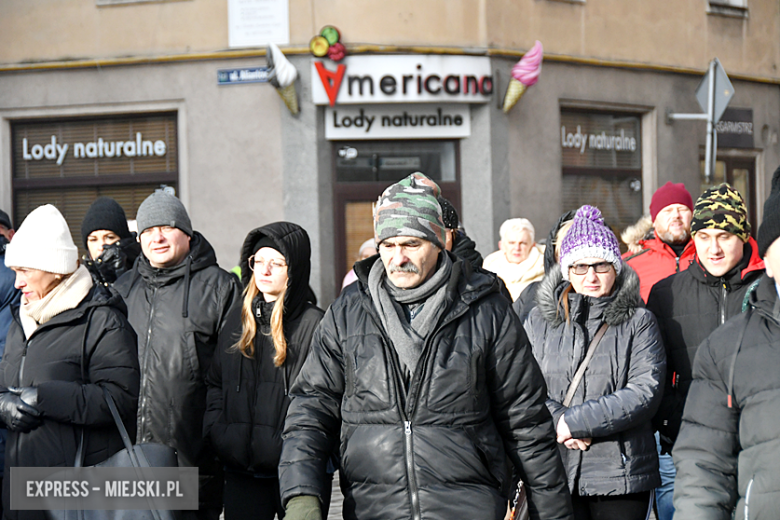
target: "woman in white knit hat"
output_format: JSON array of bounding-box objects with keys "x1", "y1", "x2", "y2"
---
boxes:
[{"x1": 0, "y1": 204, "x2": 140, "y2": 520}]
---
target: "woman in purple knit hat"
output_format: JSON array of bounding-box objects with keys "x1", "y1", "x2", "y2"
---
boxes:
[{"x1": 523, "y1": 205, "x2": 666, "y2": 520}]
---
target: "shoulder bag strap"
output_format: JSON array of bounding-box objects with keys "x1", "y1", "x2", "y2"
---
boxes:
[
  {"x1": 74, "y1": 308, "x2": 95, "y2": 468},
  {"x1": 101, "y1": 386, "x2": 142, "y2": 467},
  {"x1": 562, "y1": 322, "x2": 609, "y2": 408}
]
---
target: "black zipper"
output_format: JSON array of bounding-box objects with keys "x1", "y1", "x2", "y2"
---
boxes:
[
  {"x1": 139, "y1": 285, "x2": 158, "y2": 437},
  {"x1": 720, "y1": 281, "x2": 727, "y2": 325},
  {"x1": 358, "y1": 294, "x2": 469, "y2": 520}
]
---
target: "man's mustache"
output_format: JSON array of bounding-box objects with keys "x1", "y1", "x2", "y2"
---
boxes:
[{"x1": 389, "y1": 263, "x2": 419, "y2": 274}]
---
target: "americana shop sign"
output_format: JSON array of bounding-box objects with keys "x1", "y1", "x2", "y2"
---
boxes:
[{"x1": 312, "y1": 55, "x2": 493, "y2": 106}]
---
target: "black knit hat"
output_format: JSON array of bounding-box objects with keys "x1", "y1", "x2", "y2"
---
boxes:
[
  {"x1": 81, "y1": 197, "x2": 133, "y2": 249},
  {"x1": 437, "y1": 196, "x2": 459, "y2": 230},
  {"x1": 758, "y1": 165, "x2": 780, "y2": 257}
]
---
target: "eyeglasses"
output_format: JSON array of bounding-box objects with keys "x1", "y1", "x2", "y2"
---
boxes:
[
  {"x1": 248, "y1": 255, "x2": 287, "y2": 273},
  {"x1": 569, "y1": 262, "x2": 613, "y2": 276}
]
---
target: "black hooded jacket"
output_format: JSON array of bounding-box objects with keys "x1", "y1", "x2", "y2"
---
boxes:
[
  {"x1": 114, "y1": 232, "x2": 240, "y2": 471},
  {"x1": 204, "y1": 222, "x2": 324, "y2": 475},
  {"x1": 673, "y1": 275, "x2": 780, "y2": 520},
  {"x1": 525, "y1": 264, "x2": 665, "y2": 496},
  {"x1": 646, "y1": 239, "x2": 764, "y2": 449},
  {"x1": 0, "y1": 286, "x2": 140, "y2": 520},
  {"x1": 279, "y1": 252, "x2": 573, "y2": 520}
]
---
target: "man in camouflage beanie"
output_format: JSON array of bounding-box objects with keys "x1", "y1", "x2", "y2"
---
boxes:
[
  {"x1": 280, "y1": 174, "x2": 572, "y2": 520},
  {"x1": 374, "y1": 172, "x2": 446, "y2": 250},
  {"x1": 691, "y1": 183, "x2": 751, "y2": 242},
  {"x1": 647, "y1": 180, "x2": 764, "y2": 472}
]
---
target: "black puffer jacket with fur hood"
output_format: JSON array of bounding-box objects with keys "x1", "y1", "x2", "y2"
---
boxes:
[{"x1": 524, "y1": 264, "x2": 665, "y2": 496}]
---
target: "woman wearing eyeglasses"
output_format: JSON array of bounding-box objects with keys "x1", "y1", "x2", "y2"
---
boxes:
[
  {"x1": 204, "y1": 222, "x2": 326, "y2": 520},
  {"x1": 524, "y1": 205, "x2": 665, "y2": 520}
]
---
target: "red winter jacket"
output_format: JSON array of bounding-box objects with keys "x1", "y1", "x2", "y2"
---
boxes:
[{"x1": 623, "y1": 235, "x2": 696, "y2": 303}]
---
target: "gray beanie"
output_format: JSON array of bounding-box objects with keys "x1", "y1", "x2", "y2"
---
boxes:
[{"x1": 136, "y1": 191, "x2": 193, "y2": 236}]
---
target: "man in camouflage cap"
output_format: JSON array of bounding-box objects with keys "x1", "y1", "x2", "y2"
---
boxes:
[
  {"x1": 646, "y1": 183, "x2": 765, "y2": 511},
  {"x1": 280, "y1": 172, "x2": 573, "y2": 520}
]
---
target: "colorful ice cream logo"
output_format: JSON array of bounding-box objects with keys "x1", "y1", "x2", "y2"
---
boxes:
[
  {"x1": 266, "y1": 43, "x2": 300, "y2": 115},
  {"x1": 310, "y1": 26, "x2": 347, "y2": 62},
  {"x1": 503, "y1": 40, "x2": 543, "y2": 113}
]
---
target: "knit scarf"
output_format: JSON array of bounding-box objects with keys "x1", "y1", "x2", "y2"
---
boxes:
[
  {"x1": 369, "y1": 253, "x2": 452, "y2": 382},
  {"x1": 20, "y1": 264, "x2": 93, "y2": 339}
]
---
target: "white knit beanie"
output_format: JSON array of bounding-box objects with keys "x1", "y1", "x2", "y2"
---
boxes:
[{"x1": 5, "y1": 204, "x2": 79, "y2": 274}]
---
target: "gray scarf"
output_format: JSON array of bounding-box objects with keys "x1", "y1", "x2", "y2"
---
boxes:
[{"x1": 369, "y1": 253, "x2": 453, "y2": 381}]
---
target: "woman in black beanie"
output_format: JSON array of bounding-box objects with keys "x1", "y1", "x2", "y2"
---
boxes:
[{"x1": 81, "y1": 196, "x2": 141, "y2": 286}]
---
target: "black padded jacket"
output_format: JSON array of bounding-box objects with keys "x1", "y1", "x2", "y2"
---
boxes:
[
  {"x1": 279, "y1": 252, "x2": 573, "y2": 520},
  {"x1": 525, "y1": 264, "x2": 665, "y2": 496},
  {"x1": 0, "y1": 285, "x2": 140, "y2": 520},
  {"x1": 204, "y1": 222, "x2": 324, "y2": 476},
  {"x1": 646, "y1": 239, "x2": 764, "y2": 450},
  {"x1": 114, "y1": 232, "x2": 240, "y2": 472},
  {"x1": 673, "y1": 275, "x2": 780, "y2": 520}
]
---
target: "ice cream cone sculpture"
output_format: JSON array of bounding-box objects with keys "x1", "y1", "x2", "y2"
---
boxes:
[
  {"x1": 266, "y1": 43, "x2": 300, "y2": 115},
  {"x1": 503, "y1": 41, "x2": 543, "y2": 113}
]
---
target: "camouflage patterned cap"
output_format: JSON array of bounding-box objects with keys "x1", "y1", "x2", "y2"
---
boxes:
[
  {"x1": 374, "y1": 172, "x2": 446, "y2": 249},
  {"x1": 691, "y1": 183, "x2": 751, "y2": 242}
]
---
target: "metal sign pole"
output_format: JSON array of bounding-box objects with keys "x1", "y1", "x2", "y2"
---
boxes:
[{"x1": 704, "y1": 59, "x2": 716, "y2": 184}]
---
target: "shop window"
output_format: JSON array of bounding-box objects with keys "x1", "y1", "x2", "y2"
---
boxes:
[
  {"x1": 560, "y1": 109, "x2": 643, "y2": 239},
  {"x1": 11, "y1": 113, "x2": 178, "y2": 255},
  {"x1": 333, "y1": 140, "x2": 460, "y2": 298}
]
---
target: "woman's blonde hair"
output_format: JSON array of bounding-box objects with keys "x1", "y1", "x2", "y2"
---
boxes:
[{"x1": 232, "y1": 276, "x2": 288, "y2": 367}]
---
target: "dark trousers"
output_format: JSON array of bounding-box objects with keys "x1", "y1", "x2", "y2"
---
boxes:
[
  {"x1": 223, "y1": 472, "x2": 333, "y2": 520},
  {"x1": 571, "y1": 491, "x2": 652, "y2": 520}
]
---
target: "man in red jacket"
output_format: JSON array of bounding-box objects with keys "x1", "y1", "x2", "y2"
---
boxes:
[
  {"x1": 622, "y1": 182, "x2": 696, "y2": 302},
  {"x1": 620, "y1": 181, "x2": 694, "y2": 520}
]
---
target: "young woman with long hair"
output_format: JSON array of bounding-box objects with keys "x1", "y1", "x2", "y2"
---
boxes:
[{"x1": 204, "y1": 222, "x2": 327, "y2": 520}]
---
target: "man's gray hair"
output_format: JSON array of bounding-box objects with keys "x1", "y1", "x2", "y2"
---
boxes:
[{"x1": 499, "y1": 218, "x2": 535, "y2": 243}]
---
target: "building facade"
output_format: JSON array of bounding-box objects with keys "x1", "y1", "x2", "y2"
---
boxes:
[{"x1": 2, "y1": 0, "x2": 779, "y2": 302}]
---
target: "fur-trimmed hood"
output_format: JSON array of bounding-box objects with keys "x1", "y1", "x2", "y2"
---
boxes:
[
  {"x1": 621, "y1": 216, "x2": 653, "y2": 255},
  {"x1": 534, "y1": 262, "x2": 642, "y2": 328}
]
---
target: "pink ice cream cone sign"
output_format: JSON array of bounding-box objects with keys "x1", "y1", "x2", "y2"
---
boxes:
[
  {"x1": 502, "y1": 40, "x2": 543, "y2": 113},
  {"x1": 513, "y1": 40, "x2": 543, "y2": 87}
]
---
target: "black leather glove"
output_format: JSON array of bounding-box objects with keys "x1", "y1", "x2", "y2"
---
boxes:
[
  {"x1": 0, "y1": 389, "x2": 42, "y2": 433},
  {"x1": 94, "y1": 242, "x2": 129, "y2": 284},
  {"x1": 9, "y1": 386, "x2": 39, "y2": 408}
]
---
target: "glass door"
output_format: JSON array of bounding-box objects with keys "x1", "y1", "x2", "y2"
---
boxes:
[{"x1": 333, "y1": 140, "x2": 460, "y2": 297}]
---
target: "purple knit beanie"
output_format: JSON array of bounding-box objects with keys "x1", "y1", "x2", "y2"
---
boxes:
[{"x1": 559, "y1": 205, "x2": 622, "y2": 281}]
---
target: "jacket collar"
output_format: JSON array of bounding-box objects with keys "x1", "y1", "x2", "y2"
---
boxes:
[
  {"x1": 749, "y1": 274, "x2": 780, "y2": 325},
  {"x1": 136, "y1": 231, "x2": 217, "y2": 285},
  {"x1": 11, "y1": 284, "x2": 124, "y2": 337},
  {"x1": 535, "y1": 262, "x2": 642, "y2": 327},
  {"x1": 689, "y1": 237, "x2": 765, "y2": 287},
  {"x1": 355, "y1": 251, "x2": 500, "y2": 312}
]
